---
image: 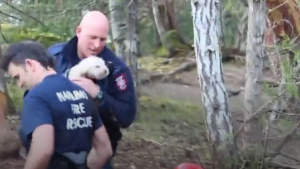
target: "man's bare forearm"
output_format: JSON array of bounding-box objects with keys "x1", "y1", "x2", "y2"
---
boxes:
[
  {"x1": 23, "y1": 125, "x2": 54, "y2": 169},
  {"x1": 24, "y1": 149, "x2": 52, "y2": 169},
  {"x1": 87, "y1": 147, "x2": 111, "y2": 169}
]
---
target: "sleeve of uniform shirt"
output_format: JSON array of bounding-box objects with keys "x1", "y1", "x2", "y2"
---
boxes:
[
  {"x1": 90, "y1": 100, "x2": 103, "y2": 131},
  {"x1": 99, "y1": 66, "x2": 137, "y2": 128},
  {"x1": 21, "y1": 95, "x2": 53, "y2": 140}
]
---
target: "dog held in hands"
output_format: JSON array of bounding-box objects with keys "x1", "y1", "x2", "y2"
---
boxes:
[{"x1": 64, "y1": 56, "x2": 110, "y2": 80}]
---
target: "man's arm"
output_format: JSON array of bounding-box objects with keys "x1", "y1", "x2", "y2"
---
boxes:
[
  {"x1": 72, "y1": 67, "x2": 137, "y2": 128},
  {"x1": 87, "y1": 105, "x2": 112, "y2": 169},
  {"x1": 99, "y1": 67, "x2": 137, "y2": 128},
  {"x1": 24, "y1": 125, "x2": 54, "y2": 169},
  {"x1": 21, "y1": 96, "x2": 54, "y2": 169},
  {"x1": 87, "y1": 126, "x2": 112, "y2": 169}
]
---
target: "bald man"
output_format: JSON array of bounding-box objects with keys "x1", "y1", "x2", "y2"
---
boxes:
[{"x1": 47, "y1": 11, "x2": 136, "y2": 169}]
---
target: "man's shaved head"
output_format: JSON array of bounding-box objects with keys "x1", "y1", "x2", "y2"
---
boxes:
[
  {"x1": 76, "y1": 11, "x2": 110, "y2": 59},
  {"x1": 79, "y1": 11, "x2": 109, "y2": 27}
]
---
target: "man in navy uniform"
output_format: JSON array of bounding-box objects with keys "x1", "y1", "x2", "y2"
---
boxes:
[
  {"x1": 1, "y1": 40, "x2": 113, "y2": 169},
  {"x1": 48, "y1": 11, "x2": 137, "y2": 169}
]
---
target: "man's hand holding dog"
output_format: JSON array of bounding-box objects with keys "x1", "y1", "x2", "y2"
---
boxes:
[{"x1": 71, "y1": 77, "x2": 100, "y2": 99}]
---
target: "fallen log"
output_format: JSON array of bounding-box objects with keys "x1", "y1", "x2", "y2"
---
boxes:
[
  {"x1": 191, "y1": 45, "x2": 247, "y2": 62},
  {"x1": 139, "y1": 60, "x2": 242, "y2": 97},
  {"x1": 139, "y1": 60, "x2": 196, "y2": 85}
]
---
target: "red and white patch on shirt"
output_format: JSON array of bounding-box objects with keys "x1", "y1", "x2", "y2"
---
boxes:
[{"x1": 115, "y1": 74, "x2": 127, "y2": 91}]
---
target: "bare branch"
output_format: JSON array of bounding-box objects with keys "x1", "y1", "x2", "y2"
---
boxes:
[
  {"x1": 0, "y1": 23, "x2": 9, "y2": 43},
  {"x1": 265, "y1": 121, "x2": 300, "y2": 160},
  {"x1": 0, "y1": 0, "x2": 46, "y2": 27},
  {"x1": 0, "y1": 10, "x2": 21, "y2": 20},
  {"x1": 279, "y1": 153, "x2": 300, "y2": 164},
  {"x1": 234, "y1": 91, "x2": 286, "y2": 138}
]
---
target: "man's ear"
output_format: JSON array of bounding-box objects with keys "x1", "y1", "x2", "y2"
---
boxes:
[
  {"x1": 24, "y1": 59, "x2": 35, "y2": 72},
  {"x1": 76, "y1": 26, "x2": 82, "y2": 37}
]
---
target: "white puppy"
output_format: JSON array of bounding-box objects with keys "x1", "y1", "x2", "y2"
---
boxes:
[{"x1": 64, "y1": 56, "x2": 110, "y2": 80}]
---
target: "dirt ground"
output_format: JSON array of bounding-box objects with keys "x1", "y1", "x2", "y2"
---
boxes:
[{"x1": 1, "y1": 61, "x2": 299, "y2": 169}]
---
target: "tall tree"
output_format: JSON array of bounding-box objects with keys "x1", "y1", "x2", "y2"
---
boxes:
[
  {"x1": 109, "y1": 0, "x2": 127, "y2": 59},
  {"x1": 190, "y1": 0, "x2": 238, "y2": 168},
  {"x1": 243, "y1": 0, "x2": 266, "y2": 148},
  {"x1": 125, "y1": 0, "x2": 140, "y2": 91},
  {"x1": 152, "y1": 0, "x2": 188, "y2": 56}
]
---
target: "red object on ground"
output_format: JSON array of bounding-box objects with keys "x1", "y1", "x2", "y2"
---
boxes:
[{"x1": 174, "y1": 163, "x2": 205, "y2": 169}]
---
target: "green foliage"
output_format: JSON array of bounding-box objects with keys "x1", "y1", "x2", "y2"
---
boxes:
[
  {"x1": 263, "y1": 83, "x2": 278, "y2": 97},
  {"x1": 138, "y1": 17, "x2": 160, "y2": 55},
  {"x1": 2, "y1": 24, "x2": 68, "y2": 47},
  {"x1": 6, "y1": 81, "x2": 25, "y2": 113},
  {"x1": 0, "y1": 0, "x2": 250, "y2": 58},
  {"x1": 277, "y1": 35, "x2": 300, "y2": 99},
  {"x1": 263, "y1": 33, "x2": 300, "y2": 102},
  {"x1": 223, "y1": 0, "x2": 247, "y2": 48},
  {"x1": 177, "y1": 2, "x2": 193, "y2": 43},
  {"x1": 278, "y1": 118, "x2": 294, "y2": 131},
  {"x1": 164, "y1": 30, "x2": 190, "y2": 48}
]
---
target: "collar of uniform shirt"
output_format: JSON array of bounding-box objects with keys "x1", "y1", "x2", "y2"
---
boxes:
[{"x1": 62, "y1": 36, "x2": 81, "y2": 65}]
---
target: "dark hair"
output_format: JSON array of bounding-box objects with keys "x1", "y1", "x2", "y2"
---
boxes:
[{"x1": 1, "y1": 40, "x2": 55, "y2": 71}]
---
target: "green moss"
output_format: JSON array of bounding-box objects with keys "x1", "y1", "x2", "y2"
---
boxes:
[
  {"x1": 158, "y1": 30, "x2": 191, "y2": 57},
  {"x1": 124, "y1": 95, "x2": 204, "y2": 141},
  {"x1": 155, "y1": 46, "x2": 169, "y2": 57}
]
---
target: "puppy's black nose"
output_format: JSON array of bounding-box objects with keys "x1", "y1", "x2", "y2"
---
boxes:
[{"x1": 104, "y1": 70, "x2": 107, "y2": 74}]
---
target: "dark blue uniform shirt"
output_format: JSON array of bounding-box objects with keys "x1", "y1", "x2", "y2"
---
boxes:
[
  {"x1": 20, "y1": 74, "x2": 102, "y2": 154},
  {"x1": 47, "y1": 37, "x2": 137, "y2": 153}
]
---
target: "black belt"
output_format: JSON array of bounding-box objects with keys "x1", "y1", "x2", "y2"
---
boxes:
[{"x1": 48, "y1": 151, "x2": 88, "y2": 169}]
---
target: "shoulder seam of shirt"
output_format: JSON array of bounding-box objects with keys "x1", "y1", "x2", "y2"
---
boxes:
[{"x1": 48, "y1": 42, "x2": 67, "y2": 56}]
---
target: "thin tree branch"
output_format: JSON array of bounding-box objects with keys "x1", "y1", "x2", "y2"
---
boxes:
[
  {"x1": 265, "y1": 121, "x2": 300, "y2": 160},
  {"x1": 0, "y1": 23, "x2": 9, "y2": 43},
  {"x1": 0, "y1": 0, "x2": 46, "y2": 27},
  {"x1": 0, "y1": 10, "x2": 22, "y2": 21}
]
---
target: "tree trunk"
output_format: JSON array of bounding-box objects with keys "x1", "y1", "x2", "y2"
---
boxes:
[
  {"x1": 125, "y1": 0, "x2": 140, "y2": 96},
  {"x1": 217, "y1": 0, "x2": 225, "y2": 47},
  {"x1": 152, "y1": 0, "x2": 187, "y2": 56},
  {"x1": 152, "y1": 0, "x2": 171, "y2": 52},
  {"x1": 147, "y1": 2, "x2": 162, "y2": 48},
  {"x1": 243, "y1": 0, "x2": 266, "y2": 150},
  {"x1": 0, "y1": 45, "x2": 8, "y2": 127},
  {"x1": 109, "y1": 0, "x2": 126, "y2": 59},
  {"x1": 234, "y1": 10, "x2": 248, "y2": 52},
  {"x1": 190, "y1": 0, "x2": 238, "y2": 168},
  {"x1": 56, "y1": 0, "x2": 62, "y2": 11}
]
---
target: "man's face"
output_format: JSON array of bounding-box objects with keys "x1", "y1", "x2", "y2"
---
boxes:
[
  {"x1": 7, "y1": 60, "x2": 38, "y2": 90},
  {"x1": 76, "y1": 24, "x2": 109, "y2": 58}
]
